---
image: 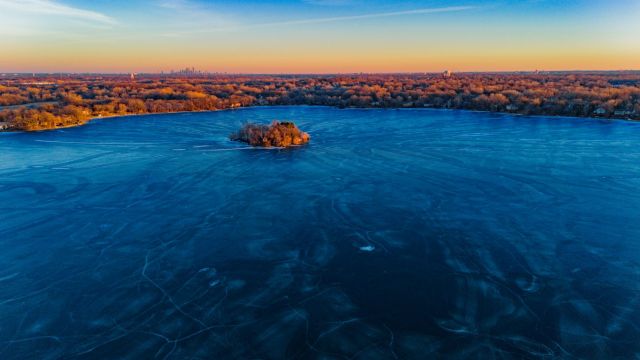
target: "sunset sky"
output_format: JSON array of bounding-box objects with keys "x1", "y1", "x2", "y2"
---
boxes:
[{"x1": 0, "y1": 0, "x2": 638, "y2": 73}]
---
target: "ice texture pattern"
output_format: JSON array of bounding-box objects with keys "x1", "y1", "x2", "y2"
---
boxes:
[{"x1": 0, "y1": 107, "x2": 639, "y2": 359}]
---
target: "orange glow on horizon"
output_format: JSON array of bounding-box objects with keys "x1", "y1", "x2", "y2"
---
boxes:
[{"x1": 1, "y1": 0, "x2": 638, "y2": 73}]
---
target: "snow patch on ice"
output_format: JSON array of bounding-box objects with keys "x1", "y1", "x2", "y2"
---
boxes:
[{"x1": 359, "y1": 245, "x2": 375, "y2": 252}]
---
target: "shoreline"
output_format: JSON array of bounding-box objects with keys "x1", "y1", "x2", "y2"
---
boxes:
[
  {"x1": 2, "y1": 105, "x2": 637, "y2": 133},
  {"x1": 0, "y1": 108, "x2": 232, "y2": 133}
]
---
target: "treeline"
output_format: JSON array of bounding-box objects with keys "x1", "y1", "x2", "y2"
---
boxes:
[{"x1": 1, "y1": 73, "x2": 639, "y2": 131}]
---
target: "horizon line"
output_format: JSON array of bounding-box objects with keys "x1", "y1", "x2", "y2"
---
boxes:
[{"x1": 2, "y1": 69, "x2": 640, "y2": 76}]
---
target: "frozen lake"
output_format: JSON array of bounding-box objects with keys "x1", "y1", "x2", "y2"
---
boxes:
[{"x1": 1, "y1": 107, "x2": 639, "y2": 358}]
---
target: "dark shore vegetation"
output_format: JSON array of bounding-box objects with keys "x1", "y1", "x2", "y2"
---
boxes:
[
  {"x1": 231, "y1": 121, "x2": 310, "y2": 147},
  {"x1": 1, "y1": 72, "x2": 639, "y2": 131}
]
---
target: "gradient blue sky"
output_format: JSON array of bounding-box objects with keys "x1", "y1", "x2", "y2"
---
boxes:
[{"x1": 0, "y1": 0, "x2": 638, "y2": 73}]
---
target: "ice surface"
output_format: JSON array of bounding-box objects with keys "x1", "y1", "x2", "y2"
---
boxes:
[{"x1": 0, "y1": 107, "x2": 639, "y2": 358}]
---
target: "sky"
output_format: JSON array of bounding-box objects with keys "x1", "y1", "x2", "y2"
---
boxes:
[{"x1": 0, "y1": 0, "x2": 638, "y2": 73}]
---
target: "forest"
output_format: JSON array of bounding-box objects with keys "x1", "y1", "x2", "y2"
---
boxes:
[{"x1": 1, "y1": 72, "x2": 639, "y2": 131}]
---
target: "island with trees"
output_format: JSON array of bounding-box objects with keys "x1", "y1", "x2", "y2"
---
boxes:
[
  {"x1": 1, "y1": 72, "x2": 639, "y2": 132},
  {"x1": 231, "y1": 121, "x2": 310, "y2": 147}
]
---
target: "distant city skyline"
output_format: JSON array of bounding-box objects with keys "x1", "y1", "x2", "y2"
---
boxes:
[{"x1": 0, "y1": 0, "x2": 638, "y2": 73}]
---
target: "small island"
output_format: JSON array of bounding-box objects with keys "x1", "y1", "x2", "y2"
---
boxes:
[{"x1": 231, "y1": 121, "x2": 310, "y2": 147}]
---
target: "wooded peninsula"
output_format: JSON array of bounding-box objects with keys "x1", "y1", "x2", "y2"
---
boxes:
[{"x1": 1, "y1": 72, "x2": 639, "y2": 131}]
